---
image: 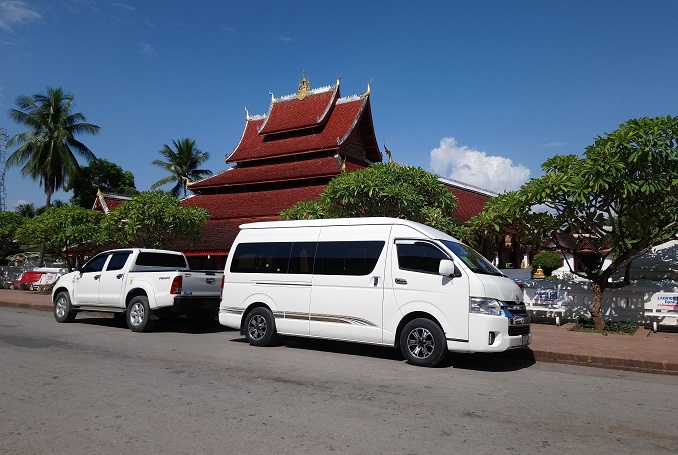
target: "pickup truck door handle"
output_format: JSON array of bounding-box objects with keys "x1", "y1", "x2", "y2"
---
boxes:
[
  {"x1": 94, "y1": 275, "x2": 101, "y2": 280},
  {"x1": 116, "y1": 274, "x2": 124, "y2": 279},
  {"x1": 395, "y1": 278, "x2": 407, "y2": 285},
  {"x1": 372, "y1": 276, "x2": 379, "y2": 286}
]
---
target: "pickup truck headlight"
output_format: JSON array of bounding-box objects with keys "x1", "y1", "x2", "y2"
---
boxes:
[{"x1": 470, "y1": 297, "x2": 502, "y2": 316}]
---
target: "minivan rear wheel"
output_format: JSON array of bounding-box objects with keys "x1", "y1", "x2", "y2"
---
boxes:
[
  {"x1": 244, "y1": 307, "x2": 277, "y2": 347},
  {"x1": 400, "y1": 318, "x2": 447, "y2": 367}
]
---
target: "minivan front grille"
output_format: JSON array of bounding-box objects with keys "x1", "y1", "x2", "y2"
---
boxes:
[
  {"x1": 502, "y1": 301, "x2": 527, "y2": 316},
  {"x1": 509, "y1": 325, "x2": 530, "y2": 336}
]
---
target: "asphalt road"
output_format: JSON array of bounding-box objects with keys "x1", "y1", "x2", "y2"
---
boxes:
[{"x1": 1, "y1": 307, "x2": 677, "y2": 455}]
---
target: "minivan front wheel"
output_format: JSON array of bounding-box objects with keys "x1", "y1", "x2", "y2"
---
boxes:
[
  {"x1": 400, "y1": 318, "x2": 447, "y2": 367},
  {"x1": 244, "y1": 307, "x2": 277, "y2": 347}
]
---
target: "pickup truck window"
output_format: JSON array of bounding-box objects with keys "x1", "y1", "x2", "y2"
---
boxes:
[
  {"x1": 107, "y1": 252, "x2": 132, "y2": 271},
  {"x1": 82, "y1": 254, "x2": 109, "y2": 273},
  {"x1": 135, "y1": 252, "x2": 187, "y2": 268}
]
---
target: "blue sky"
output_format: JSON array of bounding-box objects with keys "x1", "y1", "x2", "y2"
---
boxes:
[{"x1": 1, "y1": 0, "x2": 677, "y2": 209}]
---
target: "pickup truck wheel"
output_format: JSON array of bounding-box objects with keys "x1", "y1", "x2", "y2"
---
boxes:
[
  {"x1": 127, "y1": 296, "x2": 155, "y2": 332},
  {"x1": 54, "y1": 291, "x2": 77, "y2": 323},
  {"x1": 244, "y1": 307, "x2": 277, "y2": 347},
  {"x1": 400, "y1": 318, "x2": 447, "y2": 367}
]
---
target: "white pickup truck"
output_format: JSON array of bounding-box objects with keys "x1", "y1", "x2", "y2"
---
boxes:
[{"x1": 51, "y1": 248, "x2": 223, "y2": 332}]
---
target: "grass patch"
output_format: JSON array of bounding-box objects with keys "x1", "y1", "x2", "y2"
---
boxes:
[{"x1": 571, "y1": 317, "x2": 638, "y2": 335}]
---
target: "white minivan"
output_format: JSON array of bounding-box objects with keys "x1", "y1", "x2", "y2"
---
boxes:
[{"x1": 219, "y1": 217, "x2": 530, "y2": 367}]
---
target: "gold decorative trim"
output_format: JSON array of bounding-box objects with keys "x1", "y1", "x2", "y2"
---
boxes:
[{"x1": 297, "y1": 72, "x2": 311, "y2": 100}]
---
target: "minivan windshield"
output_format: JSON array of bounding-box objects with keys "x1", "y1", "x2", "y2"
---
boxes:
[{"x1": 440, "y1": 240, "x2": 504, "y2": 276}]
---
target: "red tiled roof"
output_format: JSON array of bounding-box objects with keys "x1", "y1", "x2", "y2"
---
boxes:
[
  {"x1": 227, "y1": 97, "x2": 378, "y2": 163},
  {"x1": 188, "y1": 156, "x2": 366, "y2": 190},
  {"x1": 182, "y1": 185, "x2": 326, "y2": 219},
  {"x1": 258, "y1": 85, "x2": 339, "y2": 135},
  {"x1": 92, "y1": 194, "x2": 133, "y2": 214},
  {"x1": 173, "y1": 217, "x2": 278, "y2": 254},
  {"x1": 447, "y1": 186, "x2": 491, "y2": 224}
]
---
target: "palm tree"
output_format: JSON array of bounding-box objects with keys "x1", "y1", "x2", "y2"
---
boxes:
[
  {"x1": 7, "y1": 87, "x2": 99, "y2": 207},
  {"x1": 7, "y1": 87, "x2": 99, "y2": 265},
  {"x1": 151, "y1": 138, "x2": 212, "y2": 198}
]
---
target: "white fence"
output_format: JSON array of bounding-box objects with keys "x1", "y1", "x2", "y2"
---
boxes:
[{"x1": 521, "y1": 279, "x2": 678, "y2": 327}]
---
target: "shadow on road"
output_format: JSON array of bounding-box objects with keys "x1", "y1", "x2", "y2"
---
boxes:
[
  {"x1": 72, "y1": 314, "x2": 235, "y2": 334},
  {"x1": 230, "y1": 335, "x2": 536, "y2": 372}
]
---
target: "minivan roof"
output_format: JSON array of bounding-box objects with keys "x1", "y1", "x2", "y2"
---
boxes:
[{"x1": 239, "y1": 217, "x2": 459, "y2": 242}]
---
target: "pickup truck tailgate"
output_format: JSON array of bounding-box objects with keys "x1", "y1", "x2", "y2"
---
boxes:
[{"x1": 180, "y1": 271, "x2": 223, "y2": 297}]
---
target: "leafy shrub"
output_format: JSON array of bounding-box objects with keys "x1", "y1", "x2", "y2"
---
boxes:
[
  {"x1": 573, "y1": 317, "x2": 638, "y2": 335},
  {"x1": 531, "y1": 251, "x2": 563, "y2": 278}
]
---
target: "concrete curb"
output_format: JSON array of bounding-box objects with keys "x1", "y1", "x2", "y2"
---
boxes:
[{"x1": 500, "y1": 347, "x2": 678, "y2": 376}]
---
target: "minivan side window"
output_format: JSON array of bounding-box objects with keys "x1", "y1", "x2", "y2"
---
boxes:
[
  {"x1": 230, "y1": 242, "x2": 294, "y2": 274},
  {"x1": 314, "y1": 241, "x2": 385, "y2": 276},
  {"x1": 230, "y1": 241, "x2": 384, "y2": 276},
  {"x1": 396, "y1": 241, "x2": 449, "y2": 274}
]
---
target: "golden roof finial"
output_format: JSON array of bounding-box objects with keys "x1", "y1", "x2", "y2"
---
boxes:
[
  {"x1": 297, "y1": 71, "x2": 311, "y2": 100},
  {"x1": 335, "y1": 74, "x2": 342, "y2": 87},
  {"x1": 91, "y1": 181, "x2": 103, "y2": 196},
  {"x1": 384, "y1": 143, "x2": 394, "y2": 164},
  {"x1": 341, "y1": 156, "x2": 347, "y2": 173},
  {"x1": 244, "y1": 106, "x2": 251, "y2": 120},
  {"x1": 269, "y1": 91, "x2": 275, "y2": 103},
  {"x1": 361, "y1": 78, "x2": 373, "y2": 98}
]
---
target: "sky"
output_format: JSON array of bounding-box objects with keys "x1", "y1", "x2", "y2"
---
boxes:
[{"x1": 1, "y1": 0, "x2": 677, "y2": 210}]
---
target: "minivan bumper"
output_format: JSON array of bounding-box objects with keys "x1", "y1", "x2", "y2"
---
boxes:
[{"x1": 462, "y1": 313, "x2": 531, "y2": 353}]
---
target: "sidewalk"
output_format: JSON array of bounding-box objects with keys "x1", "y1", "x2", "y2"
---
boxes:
[{"x1": 0, "y1": 289, "x2": 676, "y2": 375}]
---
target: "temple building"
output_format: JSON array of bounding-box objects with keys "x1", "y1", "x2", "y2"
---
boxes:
[{"x1": 178, "y1": 76, "x2": 493, "y2": 269}]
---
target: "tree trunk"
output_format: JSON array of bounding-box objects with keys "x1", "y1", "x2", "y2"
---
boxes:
[
  {"x1": 589, "y1": 281, "x2": 607, "y2": 331},
  {"x1": 511, "y1": 234, "x2": 521, "y2": 269},
  {"x1": 497, "y1": 235, "x2": 507, "y2": 269},
  {"x1": 38, "y1": 192, "x2": 52, "y2": 267}
]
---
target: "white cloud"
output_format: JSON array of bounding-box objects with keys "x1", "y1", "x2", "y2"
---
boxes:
[
  {"x1": 430, "y1": 137, "x2": 530, "y2": 193},
  {"x1": 140, "y1": 42, "x2": 156, "y2": 55},
  {"x1": 0, "y1": 1, "x2": 42, "y2": 32},
  {"x1": 111, "y1": 2, "x2": 135, "y2": 12}
]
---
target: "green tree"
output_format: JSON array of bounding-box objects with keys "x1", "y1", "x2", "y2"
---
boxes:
[
  {"x1": 64, "y1": 158, "x2": 138, "y2": 208},
  {"x1": 467, "y1": 191, "x2": 558, "y2": 267},
  {"x1": 6, "y1": 87, "x2": 99, "y2": 265},
  {"x1": 7, "y1": 87, "x2": 99, "y2": 207},
  {"x1": 151, "y1": 138, "x2": 212, "y2": 198},
  {"x1": 521, "y1": 116, "x2": 678, "y2": 330},
  {"x1": 16, "y1": 206, "x2": 105, "y2": 269},
  {"x1": 15, "y1": 203, "x2": 36, "y2": 218},
  {"x1": 0, "y1": 212, "x2": 26, "y2": 263},
  {"x1": 531, "y1": 251, "x2": 563, "y2": 278},
  {"x1": 101, "y1": 191, "x2": 209, "y2": 249},
  {"x1": 281, "y1": 163, "x2": 464, "y2": 237}
]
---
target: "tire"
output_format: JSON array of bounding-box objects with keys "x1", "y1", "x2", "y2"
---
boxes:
[
  {"x1": 244, "y1": 307, "x2": 277, "y2": 347},
  {"x1": 400, "y1": 318, "x2": 447, "y2": 367},
  {"x1": 126, "y1": 296, "x2": 155, "y2": 332},
  {"x1": 54, "y1": 291, "x2": 77, "y2": 323}
]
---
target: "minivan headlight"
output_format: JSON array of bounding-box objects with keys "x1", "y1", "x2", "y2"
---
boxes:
[{"x1": 470, "y1": 297, "x2": 502, "y2": 316}]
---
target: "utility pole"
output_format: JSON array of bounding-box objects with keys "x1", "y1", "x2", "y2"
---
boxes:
[{"x1": 0, "y1": 128, "x2": 7, "y2": 212}]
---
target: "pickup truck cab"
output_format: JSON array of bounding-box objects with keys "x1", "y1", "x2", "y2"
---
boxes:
[{"x1": 52, "y1": 248, "x2": 223, "y2": 332}]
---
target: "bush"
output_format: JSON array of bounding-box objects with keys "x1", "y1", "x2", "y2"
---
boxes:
[
  {"x1": 572, "y1": 317, "x2": 638, "y2": 335},
  {"x1": 531, "y1": 251, "x2": 563, "y2": 277}
]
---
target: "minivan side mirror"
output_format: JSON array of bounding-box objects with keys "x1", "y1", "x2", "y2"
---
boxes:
[{"x1": 438, "y1": 259, "x2": 456, "y2": 277}]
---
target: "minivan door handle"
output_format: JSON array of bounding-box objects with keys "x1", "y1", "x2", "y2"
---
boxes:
[
  {"x1": 395, "y1": 278, "x2": 407, "y2": 285},
  {"x1": 372, "y1": 276, "x2": 379, "y2": 286}
]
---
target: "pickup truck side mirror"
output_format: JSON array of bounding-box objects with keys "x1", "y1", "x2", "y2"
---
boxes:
[{"x1": 438, "y1": 259, "x2": 456, "y2": 277}]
